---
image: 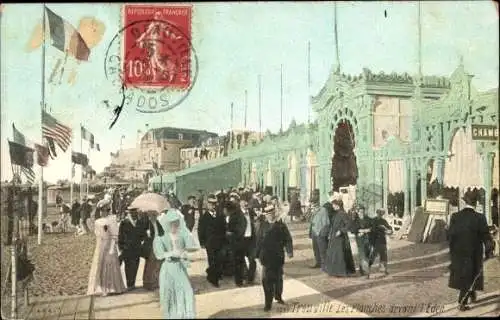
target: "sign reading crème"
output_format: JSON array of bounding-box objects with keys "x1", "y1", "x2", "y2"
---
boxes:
[
  {"x1": 471, "y1": 124, "x2": 499, "y2": 141},
  {"x1": 425, "y1": 199, "x2": 449, "y2": 215}
]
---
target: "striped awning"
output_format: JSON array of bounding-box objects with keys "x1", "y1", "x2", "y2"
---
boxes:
[
  {"x1": 388, "y1": 160, "x2": 405, "y2": 193},
  {"x1": 443, "y1": 127, "x2": 484, "y2": 189}
]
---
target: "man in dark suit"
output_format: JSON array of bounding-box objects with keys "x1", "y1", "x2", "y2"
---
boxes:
[
  {"x1": 256, "y1": 205, "x2": 293, "y2": 312},
  {"x1": 181, "y1": 195, "x2": 196, "y2": 232},
  {"x1": 225, "y1": 201, "x2": 247, "y2": 287},
  {"x1": 118, "y1": 208, "x2": 146, "y2": 290},
  {"x1": 249, "y1": 192, "x2": 263, "y2": 213},
  {"x1": 448, "y1": 192, "x2": 494, "y2": 311},
  {"x1": 114, "y1": 189, "x2": 129, "y2": 220},
  {"x1": 198, "y1": 194, "x2": 226, "y2": 287},
  {"x1": 240, "y1": 197, "x2": 258, "y2": 284}
]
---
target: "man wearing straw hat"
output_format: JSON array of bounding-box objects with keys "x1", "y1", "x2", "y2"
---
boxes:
[{"x1": 448, "y1": 191, "x2": 495, "y2": 311}]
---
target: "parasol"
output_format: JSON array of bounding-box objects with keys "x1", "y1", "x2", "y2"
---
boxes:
[{"x1": 128, "y1": 192, "x2": 170, "y2": 214}]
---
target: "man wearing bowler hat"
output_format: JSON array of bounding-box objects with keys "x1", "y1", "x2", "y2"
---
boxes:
[
  {"x1": 447, "y1": 191, "x2": 494, "y2": 311},
  {"x1": 198, "y1": 194, "x2": 226, "y2": 287}
]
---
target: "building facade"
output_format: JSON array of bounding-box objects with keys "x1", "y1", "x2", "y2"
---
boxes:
[
  {"x1": 151, "y1": 62, "x2": 499, "y2": 224},
  {"x1": 108, "y1": 127, "x2": 218, "y2": 181}
]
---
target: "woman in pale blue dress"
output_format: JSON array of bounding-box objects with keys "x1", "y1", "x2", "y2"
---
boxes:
[{"x1": 151, "y1": 209, "x2": 200, "y2": 318}]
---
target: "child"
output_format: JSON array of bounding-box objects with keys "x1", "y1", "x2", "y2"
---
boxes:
[{"x1": 368, "y1": 208, "x2": 393, "y2": 277}]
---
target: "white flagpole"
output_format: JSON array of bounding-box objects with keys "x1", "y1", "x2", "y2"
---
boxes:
[
  {"x1": 86, "y1": 142, "x2": 91, "y2": 196},
  {"x1": 307, "y1": 41, "x2": 311, "y2": 124},
  {"x1": 70, "y1": 162, "x2": 74, "y2": 205},
  {"x1": 38, "y1": 4, "x2": 47, "y2": 245},
  {"x1": 334, "y1": 2, "x2": 340, "y2": 73},
  {"x1": 80, "y1": 123, "x2": 83, "y2": 201},
  {"x1": 258, "y1": 75, "x2": 262, "y2": 140},
  {"x1": 280, "y1": 64, "x2": 283, "y2": 132},
  {"x1": 418, "y1": 1, "x2": 422, "y2": 79}
]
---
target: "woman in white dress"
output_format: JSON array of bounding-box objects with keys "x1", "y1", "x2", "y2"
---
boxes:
[
  {"x1": 152, "y1": 209, "x2": 200, "y2": 318},
  {"x1": 87, "y1": 205, "x2": 127, "y2": 296}
]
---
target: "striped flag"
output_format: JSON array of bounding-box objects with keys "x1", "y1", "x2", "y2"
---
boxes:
[
  {"x1": 11, "y1": 124, "x2": 36, "y2": 183},
  {"x1": 47, "y1": 138, "x2": 57, "y2": 159},
  {"x1": 42, "y1": 110, "x2": 72, "y2": 154},
  {"x1": 71, "y1": 151, "x2": 88, "y2": 166},
  {"x1": 45, "y1": 7, "x2": 90, "y2": 61},
  {"x1": 21, "y1": 167, "x2": 36, "y2": 185},
  {"x1": 35, "y1": 143, "x2": 50, "y2": 167},
  {"x1": 8, "y1": 141, "x2": 36, "y2": 185},
  {"x1": 81, "y1": 125, "x2": 95, "y2": 148}
]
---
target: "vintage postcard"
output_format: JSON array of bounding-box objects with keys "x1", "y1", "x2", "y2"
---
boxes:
[{"x1": 1, "y1": 2, "x2": 499, "y2": 319}]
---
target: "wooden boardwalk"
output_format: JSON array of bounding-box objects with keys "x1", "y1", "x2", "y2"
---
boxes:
[{"x1": 24, "y1": 295, "x2": 93, "y2": 320}]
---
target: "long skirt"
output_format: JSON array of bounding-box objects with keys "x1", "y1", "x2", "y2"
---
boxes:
[
  {"x1": 158, "y1": 260, "x2": 195, "y2": 319},
  {"x1": 87, "y1": 238, "x2": 127, "y2": 296},
  {"x1": 323, "y1": 234, "x2": 356, "y2": 277},
  {"x1": 143, "y1": 251, "x2": 162, "y2": 290}
]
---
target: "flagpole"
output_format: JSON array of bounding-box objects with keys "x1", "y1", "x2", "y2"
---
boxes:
[
  {"x1": 38, "y1": 4, "x2": 47, "y2": 245},
  {"x1": 230, "y1": 102, "x2": 234, "y2": 150},
  {"x1": 417, "y1": 1, "x2": 422, "y2": 79},
  {"x1": 280, "y1": 64, "x2": 283, "y2": 132},
  {"x1": 86, "y1": 143, "x2": 90, "y2": 197},
  {"x1": 80, "y1": 123, "x2": 83, "y2": 201},
  {"x1": 244, "y1": 90, "x2": 248, "y2": 130},
  {"x1": 258, "y1": 75, "x2": 262, "y2": 140},
  {"x1": 334, "y1": 2, "x2": 340, "y2": 73},
  {"x1": 307, "y1": 41, "x2": 311, "y2": 124}
]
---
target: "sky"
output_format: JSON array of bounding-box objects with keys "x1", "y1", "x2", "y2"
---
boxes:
[{"x1": 1, "y1": 1, "x2": 498, "y2": 184}]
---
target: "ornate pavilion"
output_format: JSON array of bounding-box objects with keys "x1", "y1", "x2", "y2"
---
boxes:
[{"x1": 151, "y1": 62, "x2": 498, "y2": 224}]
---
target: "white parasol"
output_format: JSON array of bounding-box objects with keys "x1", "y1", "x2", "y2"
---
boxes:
[{"x1": 128, "y1": 192, "x2": 170, "y2": 214}]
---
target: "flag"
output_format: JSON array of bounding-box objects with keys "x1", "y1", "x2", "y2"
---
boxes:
[
  {"x1": 35, "y1": 143, "x2": 49, "y2": 167},
  {"x1": 45, "y1": 7, "x2": 90, "y2": 61},
  {"x1": 8, "y1": 141, "x2": 36, "y2": 184},
  {"x1": 95, "y1": 143, "x2": 100, "y2": 151},
  {"x1": 47, "y1": 138, "x2": 57, "y2": 159},
  {"x1": 12, "y1": 123, "x2": 26, "y2": 146},
  {"x1": 81, "y1": 125, "x2": 95, "y2": 148},
  {"x1": 71, "y1": 151, "x2": 88, "y2": 166},
  {"x1": 21, "y1": 167, "x2": 36, "y2": 185},
  {"x1": 9, "y1": 141, "x2": 34, "y2": 167},
  {"x1": 42, "y1": 110, "x2": 72, "y2": 153}
]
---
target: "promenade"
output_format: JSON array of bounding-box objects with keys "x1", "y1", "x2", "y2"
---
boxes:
[{"x1": 89, "y1": 221, "x2": 500, "y2": 318}]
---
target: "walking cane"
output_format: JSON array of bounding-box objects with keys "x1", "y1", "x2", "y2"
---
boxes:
[{"x1": 459, "y1": 244, "x2": 496, "y2": 306}]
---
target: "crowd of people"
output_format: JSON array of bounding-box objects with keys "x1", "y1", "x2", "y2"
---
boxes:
[{"x1": 49, "y1": 183, "x2": 496, "y2": 316}]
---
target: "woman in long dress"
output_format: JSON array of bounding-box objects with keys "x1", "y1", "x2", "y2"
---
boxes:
[
  {"x1": 152, "y1": 209, "x2": 200, "y2": 318},
  {"x1": 142, "y1": 213, "x2": 163, "y2": 291},
  {"x1": 323, "y1": 199, "x2": 356, "y2": 277},
  {"x1": 87, "y1": 206, "x2": 127, "y2": 296}
]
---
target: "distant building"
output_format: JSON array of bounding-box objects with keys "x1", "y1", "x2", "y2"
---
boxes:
[
  {"x1": 180, "y1": 129, "x2": 265, "y2": 170},
  {"x1": 107, "y1": 127, "x2": 219, "y2": 181},
  {"x1": 180, "y1": 136, "x2": 225, "y2": 169}
]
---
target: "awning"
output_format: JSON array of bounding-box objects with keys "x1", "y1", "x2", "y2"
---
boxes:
[
  {"x1": 149, "y1": 173, "x2": 176, "y2": 185},
  {"x1": 443, "y1": 127, "x2": 483, "y2": 189},
  {"x1": 174, "y1": 157, "x2": 242, "y2": 202},
  {"x1": 266, "y1": 161, "x2": 273, "y2": 186},
  {"x1": 388, "y1": 160, "x2": 405, "y2": 193}
]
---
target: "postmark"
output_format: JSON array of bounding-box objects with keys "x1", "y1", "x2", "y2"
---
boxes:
[{"x1": 104, "y1": 4, "x2": 197, "y2": 119}]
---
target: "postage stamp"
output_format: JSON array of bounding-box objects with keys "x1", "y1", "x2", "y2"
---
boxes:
[
  {"x1": 123, "y1": 5, "x2": 192, "y2": 88},
  {"x1": 104, "y1": 4, "x2": 197, "y2": 116}
]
